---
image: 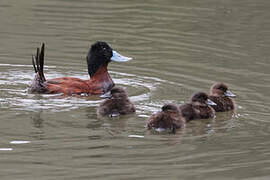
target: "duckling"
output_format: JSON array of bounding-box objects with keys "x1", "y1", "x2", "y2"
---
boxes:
[
  {"x1": 97, "y1": 87, "x2": 135, "y2": 117},
  {"x1": 179, "y1": 92, "x2": 216, "y2": 122},
  {"x1": 209, "y1": 82, "x2": 236, "y2": 112},
  {"x1": 29, "y1": 42, "x2": 132, "y2": 95},
  {"x1": 147, "y1": 103, "x2": 185, "y2": 132}
]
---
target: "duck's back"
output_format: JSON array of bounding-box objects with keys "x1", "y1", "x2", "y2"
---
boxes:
[
  {"x1": 179, "y1": 104, "x2": 197, "y2": 122},
  {"x1": 209, "y1": 96, "x2": 234, "y2": 112},
  {"x1": 97, "y1": 99, "x2": 116, "y2": 116},
  {"x1": 46, "y1": 77, "x2": 90, "y2": 94},
  {"x1": 180, "y1": 103, "x2": 215, "y2": 121},
  {"x1": 163, "y1": 112, "x2": 184, "y2": 129},
  {"x1": 146, "y1": 112, "x2": 162, "y2": 129},
  {"x1": 116, "y1": 99, "x2": 135, "y2": 115},
  {"x1": 195, "y1": 105, "x2": 215, "y2": 119},
  {"x1": 147, "y1": 111, "x2": 184, "y2": 129}
]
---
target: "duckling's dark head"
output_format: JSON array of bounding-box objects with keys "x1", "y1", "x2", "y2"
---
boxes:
[
  {"x1": 110, "y1": 86, "x2": 128, "y2": 99},
  {"x1": 161, "y1": 103, "x2": 180, "y2": 112},
  {"x1": 210, "y1": 83, "x2": 236, "y2": 97},
  {"x1": 86, "y1": 41, "x2": 132, "y2": 77},
  {"x1": 191, "y1": 92, "x2": 208, "y2": 103},
  {"x1": 191, "y1": 92, "x2": 216, "y2": 106}
]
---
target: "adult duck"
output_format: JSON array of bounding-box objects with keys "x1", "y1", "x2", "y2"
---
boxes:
[
  {"x1": 179, "y1": 92, "x2": 216, "y2": 122},
  {"x1": 209, "y1": 82, "x2": 236, "y2": 112},
  {"x1": 28, "y1": 41, "x2": 132, "y2": 95}
]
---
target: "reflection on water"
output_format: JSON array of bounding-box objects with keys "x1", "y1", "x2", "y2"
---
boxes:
[
  {"x1": 31, "y1": 111, "x2": 44, "y2": 128},
  {"x1": 1, "y1": 0, "x2": 270, "y2": 179}
]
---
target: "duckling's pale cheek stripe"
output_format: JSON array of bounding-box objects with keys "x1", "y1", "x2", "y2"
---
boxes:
[{"x1": 224, "y1": 90, "x2": 236, "y2": 97}]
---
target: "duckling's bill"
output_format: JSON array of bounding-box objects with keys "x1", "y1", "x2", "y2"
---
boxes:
[
  {"x1": 206, "y1": 99, "x2": 216, "y2": 106},
  {"x1": 224, "y1": 90, "x2": 236, "y2": 97},
  {"x1": 100, "y1": 91, "x2": 111, "y2": 98}
]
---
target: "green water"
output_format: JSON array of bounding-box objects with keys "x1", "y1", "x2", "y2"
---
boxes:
[{"x1": 1, "y1": 0, "x2": 270, "y2": 179}]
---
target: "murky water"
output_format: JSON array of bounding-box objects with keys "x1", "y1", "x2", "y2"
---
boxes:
[{"x1": 1, "y1": 0, "x2": 270, "y2": 179}]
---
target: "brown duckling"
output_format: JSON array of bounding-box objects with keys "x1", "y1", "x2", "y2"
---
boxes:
[
  {"x1": 209, "y1": 82, "x2": 236, "y2": 112},
  {"x1": 97, "y1": 87, "x2": 135, "y2": 117},
  {"x1": 147, "y1": 103, "x2": 185, "y2": 132},
  {"x1": 179, "y1": 92, "x2": 216, "y2": 122}
]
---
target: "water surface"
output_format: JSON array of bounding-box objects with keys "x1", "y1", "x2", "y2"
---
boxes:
[{"x1": 1, "y1": 0, "x2": 270, "y2": 179}]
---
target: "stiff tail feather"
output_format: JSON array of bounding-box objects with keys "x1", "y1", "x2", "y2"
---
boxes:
[
  {"x1": 32, "y1": 43, "x2": 46, "y2": 82},
  {"x1": 29, "y1": 43, "x2": 47, "y2": 93}
]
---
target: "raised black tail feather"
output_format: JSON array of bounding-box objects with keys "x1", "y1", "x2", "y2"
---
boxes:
[
  {"x1": 32, "y1": 43, "x2": 46, "y2": 82},
  {"x1": 32, "y1": 55, "x2": 37, "y2": 73},
  {"x1": 39, "y1": 43, "x2": 45, "y2": 79}
]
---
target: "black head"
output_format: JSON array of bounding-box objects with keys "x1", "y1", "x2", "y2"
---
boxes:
[
  {"x1": 110, "y1": 86, "x2": 128, "y2": 99},
  {"x1": 161, "y1": 103, "x2": 179, "y2": 112},
  {"x1": 86, "y1": 41, "x2": 113, "y2": 77},
  {"x1": 191, "y1": 92, "x2": 209, "y2": 104}
]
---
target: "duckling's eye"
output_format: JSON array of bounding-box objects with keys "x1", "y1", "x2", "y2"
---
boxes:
[
  {"x1": 217, "y1": 86, "x2": 224, "y2": 91},
  {"x1": 217, "y1": 86, "x2": 225, "y2": 91}
]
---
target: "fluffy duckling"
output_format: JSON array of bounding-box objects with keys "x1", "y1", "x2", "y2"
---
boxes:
[
  {"x1": 97, "y1": 87, "x2": 135, "y2": 117},
  {"x1": 179, "y1": 92, "x2": 216, "y2": 122},
  {"x1": 209, "y1": 82, "x2": 236, "y2": 112},
  {"x1": 147, "y1": 103, "x2": 185, "y2": 132}
]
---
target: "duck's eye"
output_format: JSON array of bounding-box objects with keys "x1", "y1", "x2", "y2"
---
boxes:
[
  {"x1": 218, "y1": 87, "x2": 223, "y2": 90},
  {"x1": 221, "y1": 87, "x2": 227, "y2": 91}
]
